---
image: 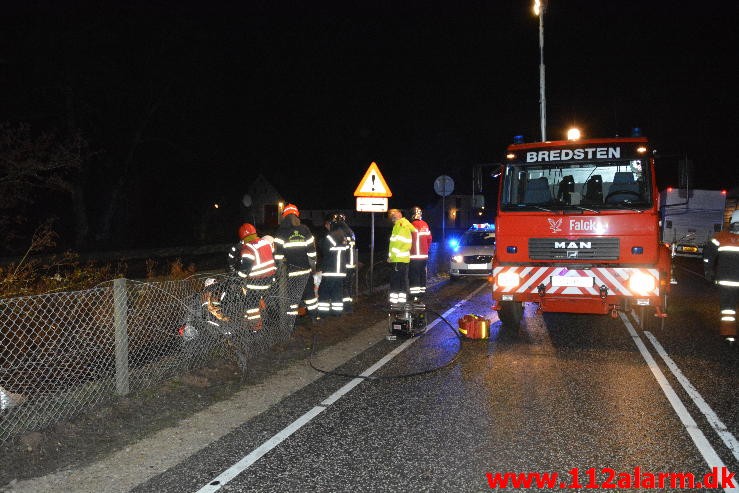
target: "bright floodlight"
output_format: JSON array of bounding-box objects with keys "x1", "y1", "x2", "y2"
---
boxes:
[
  {"x1": 533, "y1": 0, "x2": 542, "y2": 16},
  {"x1": 567, "y1": 128, "x2": 581, "y2": 141}
]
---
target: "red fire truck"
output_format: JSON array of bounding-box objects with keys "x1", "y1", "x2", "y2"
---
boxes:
[{"x1": 492, "y1": 133, "x2": 672, "y2": 328}]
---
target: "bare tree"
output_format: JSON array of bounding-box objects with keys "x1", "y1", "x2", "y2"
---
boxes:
[{"x1": 0, "y1": 123, "x2": 91, "y2": 250}]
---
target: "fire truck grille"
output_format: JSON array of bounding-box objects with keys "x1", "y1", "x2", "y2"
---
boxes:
[
  {"x1": 528, "y1": 238, "x2": 620, "y2": 260},
  {"x1": 463, "y1": 255, "x2": 492, "y2": 264}
]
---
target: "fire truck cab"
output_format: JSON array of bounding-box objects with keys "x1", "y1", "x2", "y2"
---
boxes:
[{"x1": 492, "y1": 134, "x2": 671, "y2": 328}]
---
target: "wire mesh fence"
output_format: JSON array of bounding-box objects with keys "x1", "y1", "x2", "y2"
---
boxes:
[
  {"x1": 0, "y1": 243, "x2": 445, "y2": 445},
  {"x1": 0, "y1": 265, "x2": 308, "y2": 445}
]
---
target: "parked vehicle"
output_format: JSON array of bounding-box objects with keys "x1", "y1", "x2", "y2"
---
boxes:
[
  {"x1": 660, "y1": 188, "x2": 727, "y2": 257},
  {"x1": 449, "y1": 224, "x2": 496, "y2": 279}
]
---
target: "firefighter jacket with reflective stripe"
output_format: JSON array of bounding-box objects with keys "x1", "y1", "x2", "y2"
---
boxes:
[
  {"x1": 273, "y1": 223, "x2": 316, "y2": 270},
  {"x1": 704, "y1": 231, "x2": 739, "y2": 286},
  {"x1": 388, "y1": 217, "x2": 416, "y2": 263},
  {"x1": 339, "y1": 222, "x2": 356, "y2": 269},
  {"x1": 238, "y1": 237, "x2": 276, "y2": 279},
  {"x1": 320, "y1": 229, "x2": 349, "y2": 277},
  {"x1": 410, "y1": 219, "x2": 432, "y2": 260}
]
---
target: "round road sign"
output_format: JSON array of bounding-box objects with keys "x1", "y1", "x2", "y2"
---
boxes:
[{"x1": 434, "y1": 175, "x2": 454, "y2": 197}]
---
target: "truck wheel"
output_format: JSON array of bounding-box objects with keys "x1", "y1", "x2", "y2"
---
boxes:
[{"x1": 498, "y1": 301, "x2": 523, "y2": 329}]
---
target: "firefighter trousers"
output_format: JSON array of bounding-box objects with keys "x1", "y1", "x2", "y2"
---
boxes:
[
  {"x1": 409, "y1": 259, "x2": 428, "y2": 299},
  {"x1": 719, "y1": 286, "x2": 738, "y2": 337}
]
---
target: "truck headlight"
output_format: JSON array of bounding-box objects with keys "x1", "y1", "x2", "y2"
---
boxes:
[
  {"x1": 451, "y1": 255, "x2": 463, "y2": 263},
  {"x1": 628, "y1": 271, "x2": 655, "y2": 293},
  {"x1": 497, "y1": 271, "x2": 520, "y2": 288}
]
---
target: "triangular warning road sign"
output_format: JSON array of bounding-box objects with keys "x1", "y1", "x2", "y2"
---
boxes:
[{"x1": 354, "y1": 162, "x2": 392, "y2": 198}]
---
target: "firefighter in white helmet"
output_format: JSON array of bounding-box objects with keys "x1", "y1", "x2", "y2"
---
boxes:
[
  {"x1": 703, "y1": 209, "x2": 739, "y2": 342},
  {"x1": 408, "y1": 206, "x2": 432, "y2": 301},
  {"x1": 317, "y1": 213, "x2": 350, "y2": 317}
]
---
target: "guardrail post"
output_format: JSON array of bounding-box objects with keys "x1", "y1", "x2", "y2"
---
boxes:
[{"x1": 113, "y1": 277, "x2": 129, "y2": 396}]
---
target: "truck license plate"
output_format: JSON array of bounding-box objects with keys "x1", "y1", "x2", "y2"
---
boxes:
[
  {"x1": 551, "y1": 275, "x2": 593, "y2": 287},
  {"x1": 468, "y1": 264, "x2": 488, "y2": 269}
]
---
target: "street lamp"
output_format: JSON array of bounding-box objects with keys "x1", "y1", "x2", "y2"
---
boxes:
[{"x1": 533, "y1": 0, "x2": 547, "y2": 142}]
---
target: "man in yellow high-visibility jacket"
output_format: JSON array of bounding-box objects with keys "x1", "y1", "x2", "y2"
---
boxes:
[{"x1": 387, "y1": 208, "x2": 416, "y2": 306}]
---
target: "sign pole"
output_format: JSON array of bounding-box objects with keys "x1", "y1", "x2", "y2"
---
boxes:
[
  {"x1": 354, "y1": 161, "x2": 392, "y2": 296},
  {"x1": 434, "y1": 174, "x2": 454, "y2": 244},
  {"x1": 370, "y1": 212, "x2": 375, "y2": 293},
  {"x1": 442, "y1": 193, "x2": 446, "y2": 242}
]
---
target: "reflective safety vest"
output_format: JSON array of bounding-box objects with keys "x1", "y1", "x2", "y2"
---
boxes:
[
  {"x1": 410, "y1": 219, "x2": 432, "y2": 260},
  {"x1": 239, "y1": 237, "x2": 277, "y2": 279},
  {"x1": 388, "y1": 217, "x2": 416, "y2": 263}
]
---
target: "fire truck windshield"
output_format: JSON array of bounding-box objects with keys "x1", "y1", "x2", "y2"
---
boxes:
[{"x1": 500, "y1": 158, "x2": 652, "y2": 211}]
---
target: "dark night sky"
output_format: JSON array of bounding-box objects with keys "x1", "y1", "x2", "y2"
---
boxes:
[{"x1": 1, "y1": 0, "x2": 738, "y2": 247}]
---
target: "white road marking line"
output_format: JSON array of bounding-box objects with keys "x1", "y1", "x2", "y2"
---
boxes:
[
  {"x1": 195, "y1": 282, "x2": 489, "y2": 492},
  {"x1": 619, "y1": 313, "x2": 735, "y2": 493},
  {"x1": 644, "y1": 330, "x2": 739, "y2": 462}
]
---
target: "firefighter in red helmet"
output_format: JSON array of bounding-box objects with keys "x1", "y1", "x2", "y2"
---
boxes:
[
  {"x1": 273, "y1": 203, "x2": 319, "y2": 322},
  {"x1": 227, "y1": 222, "x2": 276, "y2": 330}
]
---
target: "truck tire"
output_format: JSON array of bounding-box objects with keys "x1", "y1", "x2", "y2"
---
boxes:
[{"x1": 498, "y1": 301, "x2": 523, "y2": 329}]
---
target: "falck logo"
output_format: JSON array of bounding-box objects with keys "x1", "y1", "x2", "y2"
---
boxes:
[{"x1": 547, "y1": 218, "x2": 562, "y2": 233}]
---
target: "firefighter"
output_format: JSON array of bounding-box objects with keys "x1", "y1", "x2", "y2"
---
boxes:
[
  {"x1": 317, "y1": 213, "x2": 350, "y2": 317},
  {"x1": 336, "y1": 213, "x2": 357, "y2": 313},
  {"x1": 273, "y1": 203, "x2": 319, "y2": 321},
  {"x1": 408, "y1": 206, "x2": 432, "y2": 302},
  {"x1": 201, "y1": 277, "x2": 229, "y2": 325},
  {"x1": 228, "y1": 223, "x2": 277, "y2": 330},
  {"x1": 387, "y1": 208, "x2": 416, "y2": 306},
  {"x1": 703, "y1": 209, "x2": 739, "y2": 343}
]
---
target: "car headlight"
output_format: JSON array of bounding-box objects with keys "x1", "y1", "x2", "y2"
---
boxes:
[
  {"x1": 497, "y1": 271, "x2": 520, "y2": 288},
  {"x1": 451, "y1": 255, "x2": 463, "y2": 263},
  {"x1": 628, "y1": 271, "x2": 655, "y2": 293}
]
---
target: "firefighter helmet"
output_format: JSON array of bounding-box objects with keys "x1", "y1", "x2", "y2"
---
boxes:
[
  {"x1": 410, "y1": 206, "x2": 422, "y2": 221},
  {"x1": 325, "y1": 212, "x2": 341, "y2": 224},
  {"x1": 238, "y1": 223, "x2": 257, "y2": 240},
  {"x1": 282, "y1": 203, "x2": 299, "y2": 218}
]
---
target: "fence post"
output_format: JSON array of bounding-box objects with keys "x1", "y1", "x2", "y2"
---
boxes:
[
  {"x1": 113, "y1": 277, "x2": 129, "y2": 396},
  {"x1": 353, "y1": 247, "x2": 359, "y2": 305},
  {"x1": 278, "y1": 263, "x2": 288, "y2": 329}
]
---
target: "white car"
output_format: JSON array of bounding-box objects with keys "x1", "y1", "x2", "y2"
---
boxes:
[{"x1": 449, "y1": 224, "x2": 496, "y2": 279}]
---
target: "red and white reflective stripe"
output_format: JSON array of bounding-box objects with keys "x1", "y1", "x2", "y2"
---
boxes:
[{"x1": 494, "y1": 266, "x2": 660, "y2": 296}]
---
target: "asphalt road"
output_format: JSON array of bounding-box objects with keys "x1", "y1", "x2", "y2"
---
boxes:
[{"x1": 125, "y1": 258, "x2": 739, "y2": 493}]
